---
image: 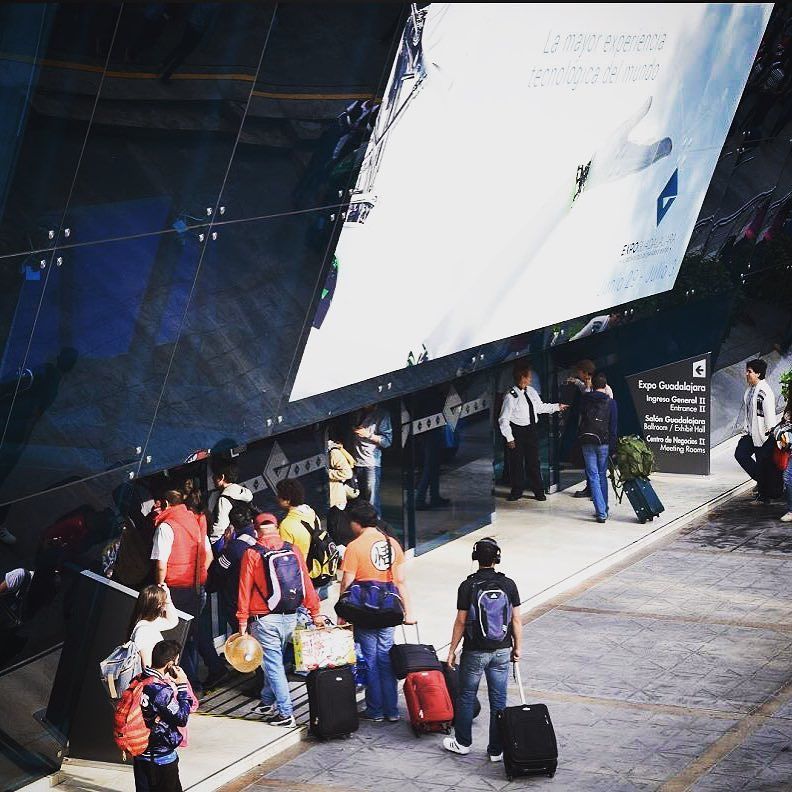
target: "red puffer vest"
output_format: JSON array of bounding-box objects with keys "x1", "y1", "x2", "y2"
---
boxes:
[{"x1": 155, "y1": 505, "x2": 207, "y2": 588}]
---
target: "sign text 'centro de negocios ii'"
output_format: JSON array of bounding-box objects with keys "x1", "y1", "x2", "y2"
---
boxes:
[{"x1": 626, "y1": 353, "x2": 710, "y2": 475}]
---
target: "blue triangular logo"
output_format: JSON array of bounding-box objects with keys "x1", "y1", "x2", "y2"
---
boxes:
[{"x1": 657, "y1": 169, "x2": 678, "y2": 225}]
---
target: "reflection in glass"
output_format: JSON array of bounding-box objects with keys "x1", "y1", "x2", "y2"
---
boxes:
[
  {"x1": 0, "y1": 3, "x2": 122, "y2": 258},
  {"x1": 217, "y1": 4, "x2": 405, "y2": 220},
  {"x1": 64, "y1": 4, "x2": 276, "y2": 246},
  {"x1": 0, "y1": 227, "x2": 207, "y2": 504},
  {"x1": 140, "y1": 209, "x2": 341, "y2": 473}
]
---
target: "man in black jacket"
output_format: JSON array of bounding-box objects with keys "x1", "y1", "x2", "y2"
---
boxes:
[{"x1": 134, "y1": 640, "x2": 194, "y2": 792}]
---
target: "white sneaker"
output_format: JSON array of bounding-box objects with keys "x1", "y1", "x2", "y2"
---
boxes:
[
  {"x1": 0, "y1": 526, "x2": 16, "y2": 545},
  {"x1": 442, "y1": 737, "x2": 470, "y2": 756},
  {"x1": 781, "y1": 512, "x2": 792, "y2": 523},
  {"x1": 489, "y1": 753, "x2": 503, "y2": 762}
]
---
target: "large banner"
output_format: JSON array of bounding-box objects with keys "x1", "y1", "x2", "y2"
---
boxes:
[{"x1": 290, "y1": 3, "x2": 771, "y2": 402}]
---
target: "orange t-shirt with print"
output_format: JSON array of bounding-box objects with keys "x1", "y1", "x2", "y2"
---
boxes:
[{"x1": 341, "y1": 529, "x2": 405, "y2": 583}]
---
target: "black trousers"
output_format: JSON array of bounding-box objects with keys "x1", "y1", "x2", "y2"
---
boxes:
[
  {"x1": 734, "y1": 434, "x2": 779, "y2": 497},
  {"x1": 133, "y1": 758, "x2": 182, "y2": 792},
  {"x1": 508, "y1": 423, "x2": 544, "y2": 498}
]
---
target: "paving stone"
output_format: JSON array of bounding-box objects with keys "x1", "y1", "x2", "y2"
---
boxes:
[{"x1": 233, "y1": 499, "x2": 792, "y2": 792}]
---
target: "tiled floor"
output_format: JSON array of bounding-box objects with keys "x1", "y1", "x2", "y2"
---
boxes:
[{"x1": 226, "y1": 494, "x2": 792, "y2": 792}]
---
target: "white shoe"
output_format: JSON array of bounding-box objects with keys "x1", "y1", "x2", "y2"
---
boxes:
[
  {"x1": 752, "y1": 485, "x2": 759, "y2": 495},
  {"x1": 442, "y1": 737, "x2": 470, "y2": 756},
  {"x1": 0, "y1": 526, "x2": 16, "y2": 545},
  {"x1": 781, "y1": 512, "x2": 792, "y2": 523},
  {"x1": 489, "y1": 753, "x2": 503, "y2": 762}
]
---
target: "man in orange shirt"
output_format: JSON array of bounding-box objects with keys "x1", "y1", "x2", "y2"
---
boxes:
[
  {"x1": 237, "y1": 513, "x2": 323, "y2": 727},
  {"x1": 339, "y1": 501, "x2": 414, "y2": 722}
]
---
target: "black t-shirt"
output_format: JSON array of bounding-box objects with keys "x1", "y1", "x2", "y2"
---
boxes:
[{"x1": 456, "y1": 568, "x2": 521, "y2": 651}]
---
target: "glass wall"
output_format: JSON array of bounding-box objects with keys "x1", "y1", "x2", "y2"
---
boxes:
[{"x1": 1, "y1": 4, "x2": 792, "y2": 789}]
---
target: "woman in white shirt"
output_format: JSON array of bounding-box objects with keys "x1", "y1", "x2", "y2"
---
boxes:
[{"x1": 128, "y1": 584, "x2": 179, "y2": 668}]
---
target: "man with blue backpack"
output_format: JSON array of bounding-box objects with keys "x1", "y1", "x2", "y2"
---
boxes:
[
  {"x1": 237, "y1": 513, "x2": 324, "y2": 726},
  {"x1": 444, "y1": 538, "x2": 521, "y2": 761}
]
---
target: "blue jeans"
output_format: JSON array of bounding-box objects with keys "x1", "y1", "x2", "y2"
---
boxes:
[
  {"x1": 785, "y1": 454, "x2": 792, "y2": 511},
  {"x1": 455, "y1": 647, "x2": 511, "y2": 755},
  {"x1": 358, "y1": 466, "x2": 382, "y2": 515},
  {"x1": 249, "y1": 613, "x2": 297, "y2": 716},
  {"x1": 355, "y1": 626, "x2": 397, "y2": 718},
  {"x1": 582, "y1": 444, "x2": 610, "y2": 519}
]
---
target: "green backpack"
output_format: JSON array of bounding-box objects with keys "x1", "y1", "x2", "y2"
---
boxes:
[{"x1": 614, "y1": 435, "x2": 654, "y2": 481}]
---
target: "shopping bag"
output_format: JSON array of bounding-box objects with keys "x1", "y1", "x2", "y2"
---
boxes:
[{"x1": 293, "y1": 621, "x2": 355, "y2": 673}]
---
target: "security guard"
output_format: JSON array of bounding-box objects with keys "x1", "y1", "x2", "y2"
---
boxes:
[{"x1": 499, "y1": 367, "x2": 566, "y2": 501}]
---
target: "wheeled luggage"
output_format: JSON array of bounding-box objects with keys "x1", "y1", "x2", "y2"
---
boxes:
[
  {"x1": 389, "y1": 623, "x2": 442, "y2": 679},
  {"x1": 442, "y1": 664, "x2": 481, "y2": 724},
  {"x1": 403, "y1": 669, "x2": 454, "y2": 735},
  {"x1": 306, "y1": 665, "x2": 359, "y2": 739},
  {"x1": 623, "y1": 476, "x2": 664, "y2": 523},
  {"x1": 496, "y1": 663, "x2": 558, "y2": 780}
]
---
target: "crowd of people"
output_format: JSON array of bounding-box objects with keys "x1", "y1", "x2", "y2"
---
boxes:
[
  {"x1": 499, "y1": 360, "x2": 619, "y2": 523},
  {"x1": 103, "y1": 356, "x2": 792, "y2": 791},
  {"x1": 126, "y1": 493, "x2": 527, "y2": 791}
]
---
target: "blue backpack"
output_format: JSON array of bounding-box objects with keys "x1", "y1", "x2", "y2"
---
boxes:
[
  {"x1": 466, "y1": 574, "x2": 513, "y2": 649},
  {"x1": 251, "y1": 543, "x2": 305, "y2": 614}
]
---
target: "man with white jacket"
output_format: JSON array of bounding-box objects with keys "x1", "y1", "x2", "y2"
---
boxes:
[
  {"x1": 735, "y1": 358, "x2": 778, "y2": 501},
  {"x1": 209, "y1": 464, "x2": 254, "y2": 548}
]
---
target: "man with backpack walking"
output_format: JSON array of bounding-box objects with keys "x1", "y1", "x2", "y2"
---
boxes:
[
  {"x1": 443, "y1": 538, "x2": 521, "y2": 760},
  {"x1": 237, "y1": 513, "x2": 324, "y2": 726},
  {"x1": 123, "y1": 639, "x2": 194, "y2": 792},
  {"x1": 578, "y1": 372, "x2": 618, "y2": 523}
]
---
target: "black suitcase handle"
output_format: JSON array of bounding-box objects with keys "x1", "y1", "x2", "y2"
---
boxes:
[
  {"x1": 513, "y1": 661, "x2": 526, "y2": 705},
  {"x1": 399, "y1": 622, "x2": 422, "y2": 644}
]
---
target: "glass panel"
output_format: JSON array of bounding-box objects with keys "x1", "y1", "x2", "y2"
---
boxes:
[
  {"x1": 216, "y1": 3, "x2": 405, "y2": 221},
  {"x1": 410, "y1": 375, "x2": 494, "y2": 556},
  {"x1": 0, "y1": 3, "x2": 122, "y2": 258},
  {"x1": 63, "y1": 3, "x2": 276, "y2": 247},
  {"x1": 0, "y1": 227, "x2": 208, "y2": 504},
  {"x1": 140, "y1": 209, "x2": 340, "y2": 473}
]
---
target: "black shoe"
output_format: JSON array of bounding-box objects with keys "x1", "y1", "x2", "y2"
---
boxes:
[
  {"x1": 573, "y1": 488, "x2": 591, "y2": 498},
  {"x1": 430, "y1": 497, "x2": 451, "y2": 507},
  {"x1": 534, "y1": 493, "x2": 547, "y2": 501},
  {"x1": 506, "y1": 493, "x2": 522, "y2": 502}
]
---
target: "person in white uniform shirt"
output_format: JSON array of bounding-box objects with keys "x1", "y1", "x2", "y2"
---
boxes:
[{"x1": 499, "y1": 367, "x2": 566, "y2": 502}]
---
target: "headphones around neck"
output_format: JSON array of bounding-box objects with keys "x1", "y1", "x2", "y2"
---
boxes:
[{"x1": 472, "y1": 537, "x2": 501, "y2": 564}]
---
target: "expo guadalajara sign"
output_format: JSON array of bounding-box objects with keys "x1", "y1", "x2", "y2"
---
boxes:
[{"x1": 626, "y1": 354, "x2": 711, "y2": 475}]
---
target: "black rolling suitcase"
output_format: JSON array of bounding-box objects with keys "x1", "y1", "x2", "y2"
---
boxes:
[
  {"x1": 389, "y1": 623, "x2": 442, "y2": 679},
  {"x1": 497, "y1": 663, "x2": 558, "y2": 781},
  {"x1": 623, "y1": 476, "x2": 664, "y2": 523},
  {"x1": 306, "y1": 665, "x2": 359, "y2": 739}
]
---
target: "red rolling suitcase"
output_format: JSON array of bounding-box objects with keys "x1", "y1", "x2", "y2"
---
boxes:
[{"x1": 403, "y1": 669, "x2": 454, "y2": 735}]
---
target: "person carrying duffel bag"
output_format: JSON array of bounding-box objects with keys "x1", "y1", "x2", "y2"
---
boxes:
[{"x1": 335, "y1": 501, "x2": 415, "y2": 722}]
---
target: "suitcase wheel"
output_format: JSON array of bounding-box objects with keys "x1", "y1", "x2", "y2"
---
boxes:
[{"x1": 547, "y1": 770, "x2": 555, "y2": 778}]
